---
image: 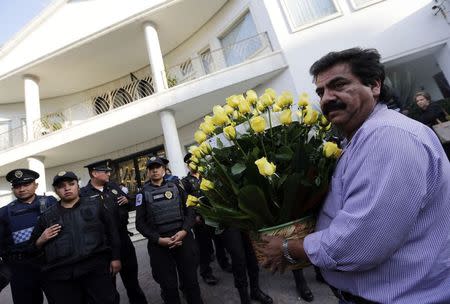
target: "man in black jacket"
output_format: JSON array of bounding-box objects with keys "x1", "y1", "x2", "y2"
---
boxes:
[
  {"x1": 30, "y1": 171, "x2": 121, "y2": 304},
  {"x1": 80, "y1": 159, "x2": 147, "y2": 304},
  {"x1": 136, "y1": 156, "x2": 203, "y2": 304}
]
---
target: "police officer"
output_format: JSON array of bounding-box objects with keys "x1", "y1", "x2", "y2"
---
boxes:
[
  {"x1": 136, "y1": 156, "x2": 203, "y2": 304},
  {"x1": 181, "y1": 153, "x2": 220, "y2": 285},
  {"x1": 80, "y1": 159, "x2": 147, "y2": 304},
  {"x1": 218, "y1": 228, "x2": 273, "y2": 304},
  {"x1": 30, "y1": 171, "x2": 121, "y2": 304},
  {"x1": 0, "y1": 169, "x2": 57, "y2": 304}
]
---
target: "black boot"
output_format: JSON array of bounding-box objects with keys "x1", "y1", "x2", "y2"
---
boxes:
[
  {"x1": 238, "y1": 288, "x2": 251, "y2": 304},
  {"x1": 250, "y1": 287, "x2": 273, "y2": 304},
  {"x1": 296, "y1": 284, "x2": 314, "y2": 302}
]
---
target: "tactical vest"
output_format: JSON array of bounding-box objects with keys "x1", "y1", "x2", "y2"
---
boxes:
[
  {"x1": 142, "y1": 182, "x2": 184, "y2": 234},
  {"x1": 41, "y1": 197, "x2": 107, "y2": 266},
  {"x1": 5, "y1": 195, "x2": 54, "y2": 254}
]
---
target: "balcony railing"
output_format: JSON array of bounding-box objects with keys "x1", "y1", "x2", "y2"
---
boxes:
[
  {"x1": 0, "y1": 124, "x2": 27, "y2": 151},
  {"x1": 1, "y1": 32, "x2": 273, "y2": 151}
]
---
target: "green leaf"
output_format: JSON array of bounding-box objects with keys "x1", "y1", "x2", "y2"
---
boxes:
[
  {"x1": 277, "y1": 173, "x2": 304, "y2": 223},
  {"x1": 238, "y1": 185, "x2": 275, "y2": 228},
  {"x1": 231, "y1": 163, "x2": 246, "y2": 176},
  {"x1": 275, "y1": 146, "x2": 294, "y2": 161}
]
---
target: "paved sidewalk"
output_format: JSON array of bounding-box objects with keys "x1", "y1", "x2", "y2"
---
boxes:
[{"x1": 0, "y1": 239, "x2": 338, "y2": 303}]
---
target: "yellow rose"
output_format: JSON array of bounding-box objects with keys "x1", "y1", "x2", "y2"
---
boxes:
[
  {"x1": 226, "y1": 95, "x2": 240, "y2": 108},
  {"x1": 204, "y1": 115, "x2": 214, "y2": 124},
  {"x1": 254, "y1": 157, "x2": 276, "y2": 177},
  {"x1": 256, "y1": 101, "x2": 266, "y2": 112},
  {"x1": 277, "y1": 91, "x2": 294, "y2": 108},
  {"x1": 265, "y1": 88, "x2": 276, "y2": 101},
  {"x1": 304, "y1": 108, "x2": 319, "y2": 125},
  {"x1": 224, "y1": 104, "x2": 234, "y2": 115},
  {"x1": 260, "y1": 93, "x2": 274, "y2": 107},
  {"x1": 200, "y1": 178, "x2": 215, "y2": 191},
  {"x1": 319, "y1": 115, "x2": 329, "y2": 126},
  {"x1": 188, "y1": 162, "x2": 198, "y2": 171},
  {"x1": 186, "y1": 195, "x2": 199, "y2": 207},
  {"x1": 246, "y1": 90, "x2": 258, "y2": 105},
  {"x1": 199, "y1": 121, "x2": 215, "y2": 135},
  {"x1": 188, "y1": 145, "x2": 197, "y2": 153},
  {"x1": 197, "y1": 166, "x2": 205, "y2": 173},
  {"x1": 190, "y1": 155, "x2": 199, "y2": 164},
  {"x1": 252, "y1": 109, "x2": 260, "y2": 117},
  {"x1": 232, "y1": 110, "x2": 241, "y2": 120},
  {"x1": 238, "y1": 98, "x2": 251, "y2": 115},
  {"x1": 323, "y1": 142, "x2": 342, "y2": 158},
  {"x1": 223, "y1": 125, "x2": 236, "y2": 140},
  {"x1": 250, "y1": 116, "x2": 266, "y2": 133},
  {"x1": 298, "y1": 92, "x2": 309, "y2": 107},
  {"x1": 192, "y1": 147, "x2": 203, "y2": 159},
  {"x1": 199, "y1": 141, "x2": 212, "y2": 155},
  {"x1": 280, "y1": 109, "x2": 292, "y2": 125},
  {"x1": 273, "y1": 104, "x2": 282, "y2": 112},
  {"x1": 194, "y1": 130, "x2": 207, "y2": 144},
  {"x1": 212, "y1": 105, "x2": 230, "y2": 126}
]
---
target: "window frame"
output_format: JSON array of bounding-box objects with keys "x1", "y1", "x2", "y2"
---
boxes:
[
  {"x1": 280, "y1": 0, "x2": 343, "y2": 32},
  {"x1": 349, "y1": 0, "x2": 384, "y2": 10}
]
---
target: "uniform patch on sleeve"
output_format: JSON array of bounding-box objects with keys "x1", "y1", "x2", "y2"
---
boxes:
[{"x1": 136, "y1": 193, "x2": 143, "y2": 206}]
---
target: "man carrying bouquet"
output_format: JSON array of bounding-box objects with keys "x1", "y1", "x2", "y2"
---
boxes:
[{"x1": 261, "y1": 48, "x2": 450, "y2": 304}]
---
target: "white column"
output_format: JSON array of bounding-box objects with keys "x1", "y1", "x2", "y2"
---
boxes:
[
  {"x1": 23, "y1": 75, "x2": 41, "y2": 141},
  {"x1": 436, "y1": 42, "x2": 450, "y2": 85},
  {"x1": 159, "y1": 110, "x2": 186, "y2": 177},
  {"x1": 27, "y1": 156, "x2": 47, "y2": 194},
  {"x1": 143, "y1": 22, "x2": 167, "y2": 93}
]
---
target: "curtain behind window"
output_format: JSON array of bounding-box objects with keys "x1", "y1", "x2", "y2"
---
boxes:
[
  {"x1": 283, "y1": 0, "x2": 338, "y2": 29},
  {"x1": 220, "y1": 12, "x2": 261, "y2": 66}
]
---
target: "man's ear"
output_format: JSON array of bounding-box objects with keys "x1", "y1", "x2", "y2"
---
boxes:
[{"x1": 371, "y1": 80, "x2": 381, "y2": 98}]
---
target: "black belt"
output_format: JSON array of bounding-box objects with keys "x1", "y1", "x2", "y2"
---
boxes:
[{"x1": 330, "y1": 286, "x2": 378, "y2": 304}]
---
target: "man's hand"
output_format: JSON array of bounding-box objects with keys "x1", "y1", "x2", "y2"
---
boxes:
[
  {"x1": 110, "y1": 260, "x2": 122, "y2": 275},
  {"x1": 169, "y1": 230, "x2": 187, "y2": 249},
  {"x1": 36, "y1": 224, "x2": 61, "y2": 248},
  {"x1": 260, "y1": 235, "x2": 288, "y2": 274},
  {"x1": 117, "y1": 195, "x2": 128, "y2": 206},
  {"x1": 158, "y1": 237, "x2": 175, "y2": 248}
]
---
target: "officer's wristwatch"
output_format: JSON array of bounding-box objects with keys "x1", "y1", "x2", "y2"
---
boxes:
[{"x1": 282, "y1": 239, "x2": 298, "y2": 264}]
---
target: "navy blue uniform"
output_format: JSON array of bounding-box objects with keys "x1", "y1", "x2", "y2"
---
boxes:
[
  {"x1": 0, "y1": 195, "x2": 56, "y2": 304},
  {"x1": 80, "y1": 181, "x2": 147, "y2": 304}
]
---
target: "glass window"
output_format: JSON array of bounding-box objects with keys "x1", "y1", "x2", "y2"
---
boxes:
[
  {"x1": 220, "y1": 12, "x2": 262, "y2": 66},
  {"x1": 281, "y1": 0, "x2": 340, "y2": 30},
  {"x1": 350, "y1": 0, "x2": 383, "y2": 9}
]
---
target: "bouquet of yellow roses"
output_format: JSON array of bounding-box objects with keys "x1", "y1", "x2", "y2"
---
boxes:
[{"x1": 187, "y1": 88, "x2": 340, "y2": 235}]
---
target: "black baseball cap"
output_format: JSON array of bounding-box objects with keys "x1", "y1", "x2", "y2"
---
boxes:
[
  {"x1": 184, "y1": 153, "x2": 192, "y2": 164},
  {"x1": 52, "y1": 171, "x2": 79, "y2": 186},
  {"x1": 84, "y1": 159, "x2": 112, "y2": 172},
  {"x1": 146, "y1": 156, "x2": 169, "y2": 168},
  {"x1": 6, "y1": 169, "x2": 39, "y2": 187}
]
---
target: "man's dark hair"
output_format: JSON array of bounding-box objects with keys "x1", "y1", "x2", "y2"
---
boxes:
[
  {"x1": 310, "y1": 47, "x2": 391, "y2": 102},
  {"x1": 414, "y1": 91, "x2": 431, "y2": 102}
]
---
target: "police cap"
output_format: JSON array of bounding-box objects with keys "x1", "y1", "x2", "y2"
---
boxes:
[
  {"x1": 52, "y1": 171, "x2": 79, "y2": 186},
  {"x1": 6, "y1": 169, "x2": 39, "y2": 187},
  {"x1": 84, "y1": 159, "x2": 112, "y2": 172},
  {"x1": 146, "y1": 156, "x2": 169, "y2": 168},
  {"x1": 184, "y1": 153, "x2": 192, "y2": 164}
]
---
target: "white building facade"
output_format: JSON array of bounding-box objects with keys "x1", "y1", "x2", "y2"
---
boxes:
[{"x1": 0, "y1": 0, "x2": 449, "y2": 205}]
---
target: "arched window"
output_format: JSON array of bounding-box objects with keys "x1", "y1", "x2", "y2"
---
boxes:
[
  {"x1": 112, "y1": 88, "x2": 132, "y2": 109},
  {"x1": 93, "y1": 96, "x2": 110, "y2": 115}
]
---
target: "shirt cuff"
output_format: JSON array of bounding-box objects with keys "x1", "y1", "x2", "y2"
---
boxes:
[{"x1": 304, "y1": 230, "x2": 338, "y2": 270}]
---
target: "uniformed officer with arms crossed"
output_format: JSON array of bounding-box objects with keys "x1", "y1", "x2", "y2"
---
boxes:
[
  {"x1": 136, "y1": 156, "x2": 204, "y2": 304},
  {"x1": 0, "y1": 169, "x2": 57, "y2": 304},
  {"x1": 80, "y1": 159, "x2": 147, "y2": 304},
  {"x1": 30, "y1": 171, "x2": 121, "y2": 304}
]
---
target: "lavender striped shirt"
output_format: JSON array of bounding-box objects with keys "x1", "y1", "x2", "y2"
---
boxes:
[{"x1": 304, "y1": 104, "x2": 450, "y2": 303}]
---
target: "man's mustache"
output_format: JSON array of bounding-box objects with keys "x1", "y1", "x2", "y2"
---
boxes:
[{"x1": 322, "y1": 100, "x2": 346, "y2": 116}]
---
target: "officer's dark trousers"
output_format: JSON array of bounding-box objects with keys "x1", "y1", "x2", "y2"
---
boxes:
[
  {"x1": 115, "y1": 230, "x2": 147, "y2": 304},
  {"x1": 148, "y1": 232, "x2": 203, "y2": 304},
  {"x1": 9, "y1": 262, "x2": 44, "y2": 304},
  {"x1": 220, "y1": 228, "x2": 259, "y2": 290},
  {"x1": 43, "y1": 260, "x2": 116, "y2": 304},
  {"x1": 193, "y1": 222, "x2": 214, "y2": 277}
]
